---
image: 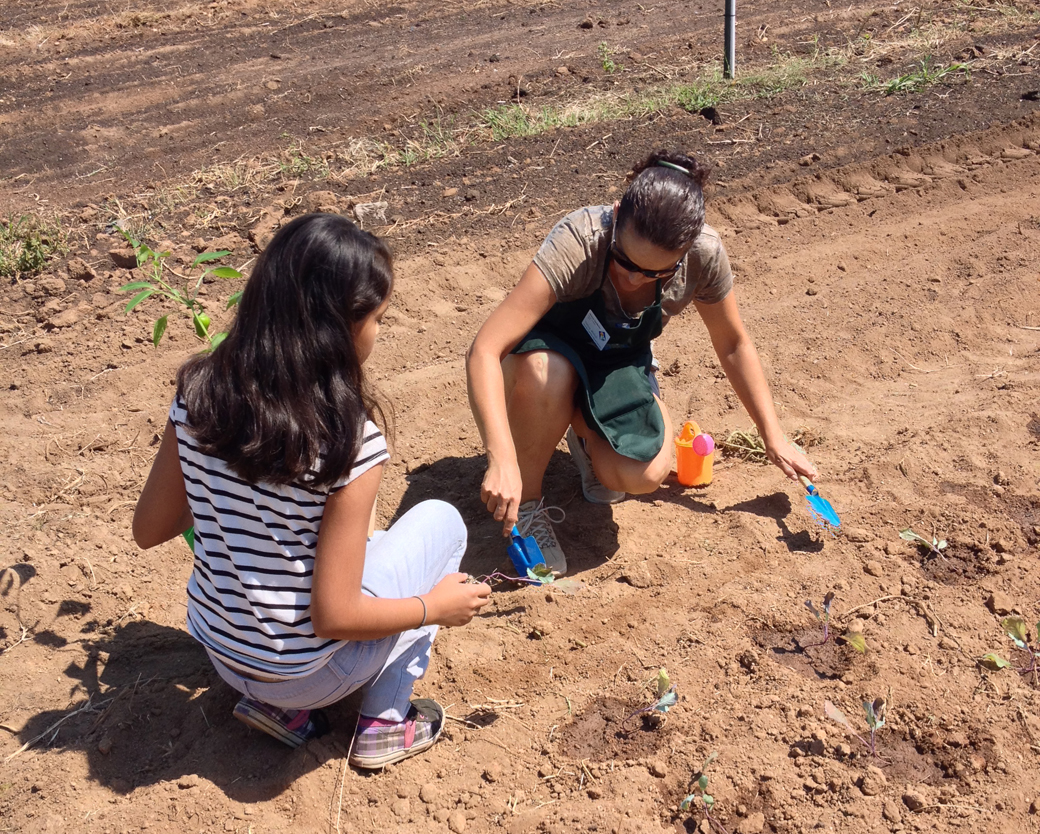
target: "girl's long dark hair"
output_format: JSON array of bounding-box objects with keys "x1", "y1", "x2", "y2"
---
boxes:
[
  {"x1": 617, "y1": 150, "x2": 711, "y2": 251},
  {"x1": 177, "y1": 213, "x2": 393, "y2": 488}
]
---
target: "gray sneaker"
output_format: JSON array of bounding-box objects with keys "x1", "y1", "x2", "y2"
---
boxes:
[
  {"x1": 566, "y1": 427, "x2": 625, "y2": 504},
  {"x1": 516, "y1": 499, "x2": 567, "y2": 576}
]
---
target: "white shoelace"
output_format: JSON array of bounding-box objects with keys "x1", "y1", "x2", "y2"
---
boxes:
[{"x1": 517, "y1": 499, "x2": 566, "y2": 548}]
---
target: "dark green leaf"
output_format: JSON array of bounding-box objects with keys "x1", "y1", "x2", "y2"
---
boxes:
[
  {"x1": 124, "y1": 288, "x2": 154, "y2": 313},
  {"x1": 209, "y1": 331, "x2": 228, "y2": 352},
  {"x1": 697, "y1": 774, "x2": 708, "y2": 791},
  {"x1": 152, "y1": 315, "x2": 168, "y2": 347},
  {"x1": 226, "y1": 291, "x2": 243, "y2": 309}
]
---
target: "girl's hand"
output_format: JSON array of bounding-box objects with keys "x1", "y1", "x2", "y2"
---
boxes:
[
  {"x1": 480, "y1": 459, "x2": 523, "y2": 537},
  {"x1": 425, "y1": 573, "x2": 492, "y2": 627},
  {"x1": 764, "y1": 438, "x2": 818, "y2": 481}
]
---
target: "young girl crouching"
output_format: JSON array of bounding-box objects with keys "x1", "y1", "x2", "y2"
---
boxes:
[{"x1": 132, "y1": 213, "x2": 491, "y2": 766}]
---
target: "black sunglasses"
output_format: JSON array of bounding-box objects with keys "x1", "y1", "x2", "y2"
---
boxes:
[{"x1": 609, "y1": 227, "x2": 683, "y2": 280}]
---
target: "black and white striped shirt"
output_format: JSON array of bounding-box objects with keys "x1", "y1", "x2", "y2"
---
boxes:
[{"x1": 170, "y1": 398, "x2": 389, "y2": 679}]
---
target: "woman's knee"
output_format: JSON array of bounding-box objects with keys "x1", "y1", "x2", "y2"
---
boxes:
[
  {"x1": 506, "y1": 351, "x2": 577, "y2": 402},
  {"x1": 406, "y1": 499, "x2": 467, "y2": 544}
]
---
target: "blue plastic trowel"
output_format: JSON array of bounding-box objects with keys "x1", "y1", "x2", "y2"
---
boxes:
[
  {"x1": 508, "y1": 525, "x2": 546, "y2": 574},
  {"x1": 799, "y1": 476, "x2": 841, "y2": 530}
]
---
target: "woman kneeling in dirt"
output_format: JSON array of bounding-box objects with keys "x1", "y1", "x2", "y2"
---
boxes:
[{"x1": 466, "y1": 150, "x2": 817, "y2": 576}]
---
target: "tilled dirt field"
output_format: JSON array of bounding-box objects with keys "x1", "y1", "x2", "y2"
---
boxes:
[{"x1": 2, "y1": 1, "x2": 1040, "y2": 833}]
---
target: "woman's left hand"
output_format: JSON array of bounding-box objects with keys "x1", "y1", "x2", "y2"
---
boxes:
[{"x1": 764, "y1": 437, "x2": 818, "y2": 481}]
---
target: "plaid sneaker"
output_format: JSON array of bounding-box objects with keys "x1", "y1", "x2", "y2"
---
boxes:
[
  {"x1": 348, "y1": 699, "x2": 445, "y2": 769},
  {"x1": 517, "y1": 498, "x2": 567, "y2": 576},
  {"x1": 566, "y1": 427, "x2": 625, "y2": 504},
  {"x1": 233, "y1": 696, "x2": 328, "y2": 749}
]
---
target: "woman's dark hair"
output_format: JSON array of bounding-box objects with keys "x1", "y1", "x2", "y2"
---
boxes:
[
  {"x1": 616, "y1": 150, "x2": 711, "y2": 251},
  {"x1": 177, "y1": 213, "x2": 393, "y2": 488}
]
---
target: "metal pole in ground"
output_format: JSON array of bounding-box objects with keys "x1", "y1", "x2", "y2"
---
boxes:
[{"x1": 724, "y1": 0, "x2": 736, "y2": 79}]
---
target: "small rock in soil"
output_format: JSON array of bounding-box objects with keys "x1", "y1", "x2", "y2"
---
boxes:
[
  {"x1": 620, "y1": 563, "x2": 652, "y2": 588},
  {"x1": 391, "y1": 798, "x2": 410, "y2": 818},
  {"x1": 97, "y1": 737, "x2": 113, "y2": 755},
  {"x1": 67, "y1": 257, "x2": 97, "y2": 282},
  {"x1": 858, "y1": 765, "x2": 887, "y2": 796},
  {"x1": 736, "y1": 812, "x2": 765, "y2": 834},
  {"x1": 806, "y1": 287, "x2": 818, "y2": 296},
  {"x1": 992, "y1": 538, "x2": 1011, "y2": 553},
  {"x1": 845, "y1": 527, "x2": 872, "y2": 543},
  {"x1": 587, "y1": 786, "x2": 603, "y2": 799},
  {"x1": 109, "y1": 248, "x2": 138, "y2": 269},
  {"x1": 419, "y1": 782, "x2": 441, "y2": 804},
  {"x1": 177, "y1": 774, "x2": 199, "y2": 789},
  {"x1": 986, "y1": 592, "x2": 1016, "y2": 616},
  {"x1": 882, "y1": 799, "x2": 902, "y2": 822},
  {"x1": 38, "y1": 276, "x2": 67, "y2": 296},
  {"x1": 531, "y1": 619, "x2": 553, "y2": 638},
  {"x1": 864, "y1": 560, "x2": 884, "y2": 577},
  {"x1": 649, "y1": 760, "x2": 667, "y2": 778},
  {"x1": 902, "y1": 790, "x2": 926, "y2": 811},
  {"x1": 484, "y1": 762, "x2": 502, "y2": 782},
  {"x1": 447, "y1": 810, "x2": 467, "y2": 833},
  {"x1": 433, "y1": 809, "x2": 450, "y2": 823},
  {"x1": 442, "y1": 187, "x2": 459, "y2": 198}
]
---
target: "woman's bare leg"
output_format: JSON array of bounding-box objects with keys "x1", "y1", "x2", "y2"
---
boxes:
[
  {"x1": 502, "y1": 351, "x2": 578, "y2": 503},
  {"x1": 570, "y1": 395, "x2": 674, "y2": 494}
]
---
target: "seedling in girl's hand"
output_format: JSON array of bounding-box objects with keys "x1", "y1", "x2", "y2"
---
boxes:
[
  {"x1": 622, "y1": 668, "x2": 677, "y2": 730},
  {"x1": 680, "y1": 753, "x2": 728, "y2": 834},
  {"x1": 825, "y1": 698, "x2": 887, "y2": 759},
  {"x1": 899, "y1": 527, "x2": 947, "y2": 561},
  {"x1": 983, "y1": 615, "x2": 1040, "y2": 685},
  {"x1": 119, "y1": 230, "x2": 243, "y2": 351},
  {"x1": 802, "y1": 591, "x2": 866, "y2": 653}
]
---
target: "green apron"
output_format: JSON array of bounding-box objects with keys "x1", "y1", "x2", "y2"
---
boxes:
[{"x1": 515, "y1": 271, "x2": 665, "y2": 462}]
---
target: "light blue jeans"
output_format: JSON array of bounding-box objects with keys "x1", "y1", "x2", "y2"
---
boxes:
[{"x1": 207, "y1": 499, "x2": 466, "y2": 722}]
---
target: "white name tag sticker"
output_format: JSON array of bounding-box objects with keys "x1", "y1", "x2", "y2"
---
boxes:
[{"x1": 582, "y1": 309, "x2": 610, "y2": 351}]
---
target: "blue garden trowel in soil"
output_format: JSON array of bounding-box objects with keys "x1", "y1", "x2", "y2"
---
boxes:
[
  {"x1": 508, "y1": 525, "x2": 546, "y2": 574},
  {"x1": 799, "y1": 476, "x2": 841, "y2": 530}
]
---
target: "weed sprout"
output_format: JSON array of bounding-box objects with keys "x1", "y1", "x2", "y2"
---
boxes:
[{"x1": 825, "y1": 698, "x2": 887, "y2": 759}]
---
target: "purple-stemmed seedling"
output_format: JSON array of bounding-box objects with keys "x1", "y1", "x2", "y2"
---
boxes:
[
  {"x1": 680, "y1": 753, "x2": 729, "y2": 834},
  {"x1": 899, "y1": 527, "x2": 947, "y2": 561},
  {"x1": 622, "y1": 668, "x2": 677, "y2": 730},
  {"x1": 803, "y1": 591, "x2": 867, "y2": 654},
  {"x1": 803, "y1": 591, "x2": 836, "y2": 648},
  {"x1": 983, "y1": 616, "x2": 1040, "y2": 686},
  {"x1": 825, "y1": 698, "x2": 887, "y2": 760}
]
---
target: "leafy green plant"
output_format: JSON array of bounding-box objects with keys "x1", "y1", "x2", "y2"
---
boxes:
[
  {"x1": 119, "y1": 231, "x2": 243, "y2": 350},
  {"x1": 597, "y1": 41, "x2": 617, "y2": 74},
  {"x1": 0, "y1": 215, "x2": 67, "y2": 279},
  {"x1": 882, "y1": 58, "x2": 970, "y2": 95},
  {"x1": 982, "y1": 615, "x2": 1039, "y2": 684},
  {"x1": 623, "y1": 668, "x2": 677, "y2": 729},
  {"x1": 680, "y1": 752, "x2": 728, "y2": 834},
  {"x1": 825, "y1": 698, "x2": 887, "y2": 759},
  {"x1": 900, "y1": 527, "x2": 947, "y2": 560}
]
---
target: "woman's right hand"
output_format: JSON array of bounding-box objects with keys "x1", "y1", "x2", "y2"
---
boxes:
[
  {"x1": 481, "y1": 458, "x2": 523, "y2": 537},
  {"x1": 424, "y1": 573, "x2": 492, "y2": 627}
]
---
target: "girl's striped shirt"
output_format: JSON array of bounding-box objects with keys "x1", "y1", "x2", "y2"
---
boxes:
[{"x1": 169, "y1": 397, "x2": 389, "y2": 679}]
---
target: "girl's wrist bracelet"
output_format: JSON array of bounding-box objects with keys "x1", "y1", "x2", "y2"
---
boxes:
[{"x1": 414, "y1": 595, "x2": 427, "y2": 627}]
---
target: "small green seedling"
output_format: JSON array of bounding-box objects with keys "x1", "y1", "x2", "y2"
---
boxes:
[
  {"x1": 680, "y1": 752, "x2": 728, "y2": 834},
  {"x1": 623, "y1": 668, "x2": 677, "y2": 729},
  {"x1": 597, "y1": 41, "x2": 617, "y2": 74},
  {"x1": 982, "y1": 616, "x2": 1039, "y2": 685},
  {"x1": 825, "y1": 698, "x2": 886, "y2": 759},
  {"x1": 899, "y1": 527, "x2": 947, "y2": 561},
  {"x1": 118, "y1": 230, "x2": 243, "y2": 351},
  {"x1": 803, "y1": 591, "x2": 866, "y2": 653}
]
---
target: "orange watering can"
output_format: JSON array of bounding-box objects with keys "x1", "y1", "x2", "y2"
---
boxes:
[{"x1": 675, "y1": 421, "x2": 714, "y2": 487}]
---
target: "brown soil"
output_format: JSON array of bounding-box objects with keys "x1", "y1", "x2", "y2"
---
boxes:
[{"x1": 3, "y1": 1, "x2": 1040, "y2": 833}]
